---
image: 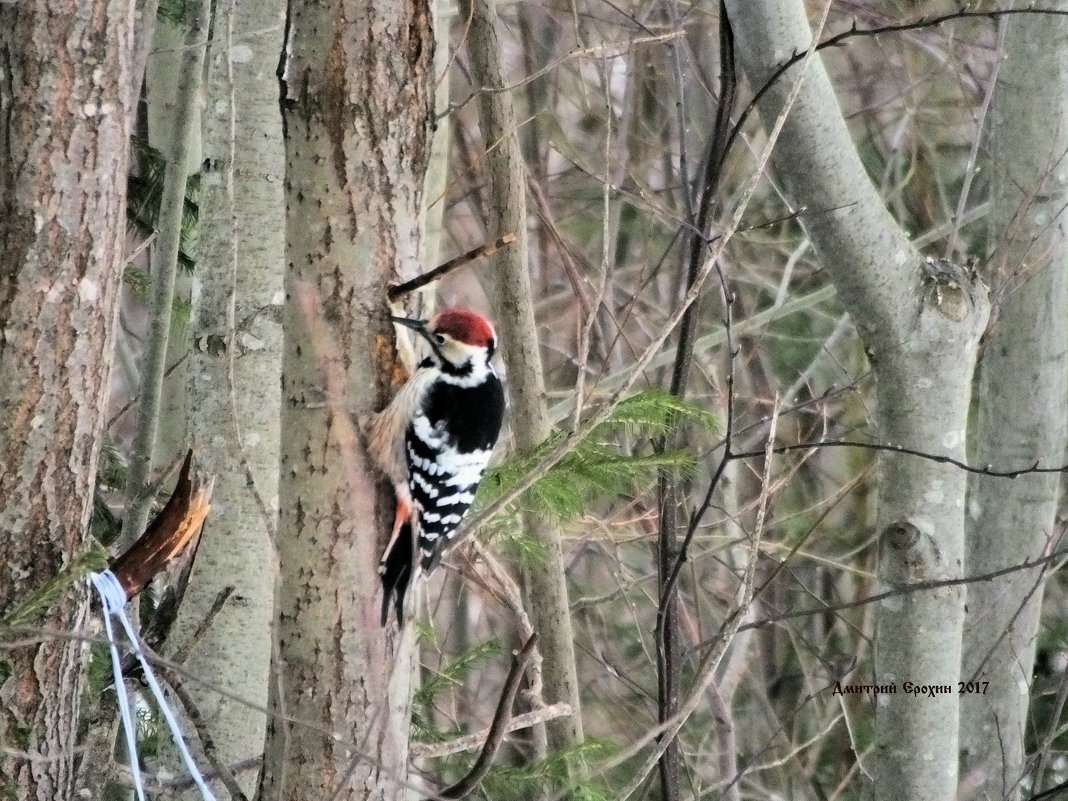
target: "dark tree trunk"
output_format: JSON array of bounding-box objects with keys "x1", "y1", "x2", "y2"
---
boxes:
[{"x1": 0, "y1": 1, "x2": 136, "y2": 799}]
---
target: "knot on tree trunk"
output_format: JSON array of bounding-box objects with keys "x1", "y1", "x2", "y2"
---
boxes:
[
  {"x1": 879, "y1": 519, "x2": 944, "y2": 583},
  {"x1": 919, "y1": 257, "x2": 989, "y2": 324}
]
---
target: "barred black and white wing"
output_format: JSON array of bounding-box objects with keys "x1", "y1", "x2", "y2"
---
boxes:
[
  {"x1": 405, "y1": 374, "x2": 505, "y2": 571},
  {"x1": 376, "y1": 307, "x2": 505, "y2": 626}
]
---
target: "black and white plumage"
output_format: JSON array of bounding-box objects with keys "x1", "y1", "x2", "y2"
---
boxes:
[{"x1": 370, "y1": 308, "x2": 505, "y2": 625}]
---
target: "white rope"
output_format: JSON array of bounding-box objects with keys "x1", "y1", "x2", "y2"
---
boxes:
[{"x1": 90, "y1": 570, "x2": 218, "y2": 801}]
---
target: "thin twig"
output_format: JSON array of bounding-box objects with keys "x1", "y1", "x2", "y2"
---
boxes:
[
  {"x1": 387, "y1": 233, "x2": 517, "y2": 301},
  {"x1": 525, "y1": 171, "x2": 594, "y2": 315},
  {"x1": 611, "y1": 398, "x2": 782, "y2": 800},
  {"x1": 731, "y1": 545, "x2": 1068, "y2": 637},
  {"x1": 1022, "y1": 588, "x2": 1065, "y2": 789},
  {"x1": 966, "y1": 534, "x2": 1061, "y2": 685},
  {"x1": 428, "y1": 633, "x2": 540, "y2": 800},
  {"x1": 728, "y1": 438, "x2": 1068, "y2": 479},
  {"x1": 169, "y1": 586, "x2": 234, "y2": 666},
  {"x1": 570, "y1": 62, "x2": 615, "y2": 434},
  {"x1": 125, "y1": 230, "x2": 158, "y2": 265},
  {"x1": 216, "y1": 12, "x2": 279, "y2": 541},
  {"x1": 451, "y1": 541, "x2": 544, "y2": 704},
  {"x1": 107, "y1": 352, "x2": 189, "y2": 428},
  {"x1": 411, "y1": 703, "x2": 573, "y2": 759},
  {"x1": 944, "y1": 17, "x2": 1007, "y2": 259},
  {"x1": 659, "y1": 273, "x2": 734, "y2": 614},
  {"x1": 155, "y1": 656, "x2": 251, "y2": 801}
]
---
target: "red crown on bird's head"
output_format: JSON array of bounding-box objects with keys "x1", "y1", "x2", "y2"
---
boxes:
[{"x1": 430, "y1": 308, "x2": 496, "y2": 348}]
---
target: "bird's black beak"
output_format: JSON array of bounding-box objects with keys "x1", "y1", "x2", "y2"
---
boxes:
[
  {"x1": 390, "y1": 315, "x2": 429, "y2": 335},
  {"x1": 391, "y1": 315, "x2": 443, "y2": 360}
]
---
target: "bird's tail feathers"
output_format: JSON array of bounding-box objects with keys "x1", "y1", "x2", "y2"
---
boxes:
[{"x1": 380, "y1": 512, "x2": 415, "y2": 626}]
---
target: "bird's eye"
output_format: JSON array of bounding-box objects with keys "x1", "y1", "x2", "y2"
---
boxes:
[{"x1": 433, "y1": 333, "x2": 446, "y2": 344}]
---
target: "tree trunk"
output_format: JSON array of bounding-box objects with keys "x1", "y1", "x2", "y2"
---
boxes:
[
  {"x1": 459, "y1": 0, "x2": 585, "y2": 764},
  {"x1": 166, "y1": 0, "x2": 286, "y2": 794},
  {"x1": 144, "y1": 15, "x2": 200, "y2": 477},
  {"x1": 423, "y1": 0, "x2": 451, "y2": 275},
  {"x1": 122, "y1": 0, "x2": 209, "y2": 543},
  {"x1": 724, "y1": 3, "x2": 989, "y2": 799},
  {"x1": 960, "y1": 7, "x2": 1068, "y2": 797},
  {"x1": 258, "y1": 1, "x2": 433, "y2": 798},
  {"x1": 0, "y1": 1, "x2": 136, "y2": 799}
]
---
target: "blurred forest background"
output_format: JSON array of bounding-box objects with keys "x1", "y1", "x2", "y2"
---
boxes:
[{"x1": 1, "y1": 1, "x2": 1067, "y2": 800}]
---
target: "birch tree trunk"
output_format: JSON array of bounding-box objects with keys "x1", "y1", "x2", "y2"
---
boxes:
[
  {"x1": 167, "y1": 0, "x2": 285, "y2": 794},
  {"x1": 122, "y1": 0, "x2": 209, "y2": 543},
  {"x1": 724, "y1": 3, "x2": 988, "y2": 799},
  {"x1": 0, "y1": 0, "x2": 135, "y2": 798},
  {"x1": 144, "y1": 15, "x2": 199, "y2": 473},
  {"x1": 960, "y1": 7, "x2": 1068, "y2": 797},
  {"x1": 423, "y1": 0, "x2": 451, "y2": 275},
  {"x1": 258, "y1": 1, "x2": 433, "y2": 798},
  {"x1": 459, "y1": 0, "x2": 585, "y2": 761}
]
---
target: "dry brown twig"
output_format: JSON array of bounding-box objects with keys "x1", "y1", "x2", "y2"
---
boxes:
[
  {"x1": 387, "y1": 234, "x2": 517, "y2": 302},
  {"x1": 157, "y1": 660, "x2": 251, "y2": 801},
  {"x1": 610, "y1": 397, "x2": 781, "y2": 800},
  {"x1": 450, "y1": 540, "x2": 545, "y2": 706},
  {"x1": 411, "y1": 702, "x2": 574, "y2": 760},
  {"x1": 424, "y1": 633, "x2": 540, "y2": 801}
]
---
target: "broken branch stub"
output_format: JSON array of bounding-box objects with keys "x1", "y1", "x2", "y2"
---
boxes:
[{"x1": 110, "y1": 449, "x2": 214, "y2": 599}]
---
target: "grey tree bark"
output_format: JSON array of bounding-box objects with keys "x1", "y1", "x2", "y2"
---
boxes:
[
  {"x1": 458, "y1": 0, "x2": 585, "y2": 761},
  {"x1": 166, "y1": 0, "x2": 286, "y2": 795},
  {"x1": 144, "y1": 15, "x2": 200, "y2": 474},
  {"x1": 258, "y1": 1, "x2": 433, "y2": 798},
  {"x1": 423, "y1": 0, "x2": 451, "y2": 276},
  {"x1": 122, "y1": 0, "x2": 209, "y2": 543},
  {"x1": 0, "y1": 0, "x2": 136, "y2": 798},
  {"x1": 725, "y1": 3, "x2": 989, "y2": 799},
  {"x1": 960, "y1": 6, "x2": 1068, "y2": 797}
]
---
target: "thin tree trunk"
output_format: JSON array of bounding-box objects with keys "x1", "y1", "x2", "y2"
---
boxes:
[
  {"x1": 0, "y1": 1, "x2": 136, "y2": 799},
  {"x1": 133, "y1": 0, "x2": 161, "y2": 105},
  {"x1": 458, "y1": 0, "x2": 585, "y2": 764},
  {"x1": 165, "y1": 0, "x2": 285, "y2": 795},
  {"x1": 122, "y1": 0, "x2": 209, "y2": 543},
  {"x1": 654, "y1": 7, "x2": 731, "y2": 795},
  {"x1": 144, "y1": 15, "x2": 200, "y2": 478},
  {"x1": 423, "y1": 0, "x2": 451, "y2": 276},
  {"x1": 258, "y1": 1, "x2": 433, "y2": 798},
  {"x1": 725, "y1": 3, "x2": 989, "y2": 799},
  {"x1": 960, "y1": 7, "x2": 1068, "y2": 797}
]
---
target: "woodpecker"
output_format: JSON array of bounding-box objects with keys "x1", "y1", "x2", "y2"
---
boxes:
[{"x1": 370, "y1": 308, "x2": 506, "y2": 625}]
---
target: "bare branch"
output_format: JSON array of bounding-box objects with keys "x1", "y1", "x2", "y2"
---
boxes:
[
  {"x1": 734, "y1": 545, "x2": 1068, "y2": 637},
  {"x1": 168, "y1": 586, "x2": 235, "y2": 666},
  {"x1": 387, "y1": 233, "x2": 517, "y2": 301},
  {"x1": 159, "y1": 662, "x2": 251, "y2": 801},
  {"x1": 612, "y1": 397, "x2": 782, "y2": 800},
  {"x1": 728, "y1": 438, "x2": 1068, "y2": 479},
  {"x1": 427, "y1": 633, "x2": 540, "y2": 801},
  {"x1": 411, "y1": 703, "x2": 573, "y2": 760}
]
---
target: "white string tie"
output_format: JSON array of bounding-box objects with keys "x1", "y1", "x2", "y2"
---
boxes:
[{"x1": 90, "y1": 569, "x2": 218, "y2": 801}]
